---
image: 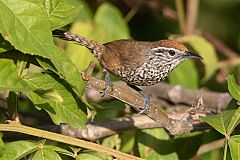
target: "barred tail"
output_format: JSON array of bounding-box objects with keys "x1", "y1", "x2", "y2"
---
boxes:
[{"x1": 52, "y1": 29, "x2": 104, "y2": 58}]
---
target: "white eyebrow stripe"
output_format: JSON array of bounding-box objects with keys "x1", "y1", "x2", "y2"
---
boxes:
[
  {"x1": 151, "y1": 47, "x2": 181, "y2": 52},
  {"x1": 153, "y1": 52, "x2": 165, "y2": 56}
]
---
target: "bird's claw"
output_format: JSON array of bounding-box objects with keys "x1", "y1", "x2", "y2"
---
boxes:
[
  {"x1": 101, "y1": 71, "x2": 113, "y2": 97},
  {"x1": 138, "y1": 94, "x2": 150, "y2": 114}
]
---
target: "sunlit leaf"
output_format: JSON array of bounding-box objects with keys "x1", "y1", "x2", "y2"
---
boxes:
[
  {"x1": 0, "y1": 141, "x2": 38, "y2": 159},
  {"x1": 32, "y1": 148, "x2": 62, "y2": 160},
  {"x1": 228, "y1": 135, "x2": 240, "y2": 160},
  {"x1": 94, "y1": 3, "x2": 130, "y2": 42},
  {"x1": 34, "y1": 89, "x2": 63, "y2": 103},
  {"x1": 76, "y1": 152, "x2": 106, "y2": 160},
  {"x1": 227, "y1": 75, "x2": 240, "y2": 101},
  {"x1": 0, "y1": 59, "x2": 27, "y2": 91},
  {"x1": 0, "y1": 34, "x2": 13, "y2": 53},
  {"x1": 227, "y1": 108, "x2": 240, "y2": 135},
  {"x1": 120, "y1": 130, "x2": 136, "y2": 153},
  {"x1": 44, "y1": 0, "x2": 80, "y2": 30},
  {"x1": 0, "y1": 0, "x2": 85, "y2": 96},
  {"x1": 45, "y1": 145, "x2": 74, "y2": 157},
  {"x1": 24, "y1": 72, "x2": 87, "y2": 128},
  {"x1": 201, "y1": 109, "x2": 237, "y2": 136},
  {"x1": 101, "y1": 134, "x2": 120, "y2": 150},
  {"x1": 0, "y1": 132, "x2": 4, "y2": 149},
  {"x1": 169, "y1": 60, "x2": 199, "y2": 88},
  {"x1": 177, "y1": 35, "x2": 218, "y2": 82}
]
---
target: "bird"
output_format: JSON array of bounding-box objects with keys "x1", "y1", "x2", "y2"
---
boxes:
[{"x1": 52, "y1": 29, "x2": 203, "y2": 113}]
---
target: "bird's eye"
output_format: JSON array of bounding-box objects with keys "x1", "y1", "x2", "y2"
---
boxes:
[{"x1": 169, "y1": 50, "x2": 175, "y2": 56}]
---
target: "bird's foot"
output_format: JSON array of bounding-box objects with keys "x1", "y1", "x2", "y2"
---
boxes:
[
  {"x1": 138, "y1": 93, "x2": 150, "y2": 114},
  {"x1": 101, "y1": 70, "x2": 113, "y2": 97}
]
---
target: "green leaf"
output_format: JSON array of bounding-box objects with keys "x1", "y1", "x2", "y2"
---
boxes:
[
  {"x1": 24, "y1": 72, "x2": 87, "y2": 128},
  {"x1": 174, "y1": 132, "x2": 203, "y2": 160},
  {"x1": 169, "y1": 60, "x2": 199, "y2": 88},
  {"x1": 65, "y1": 21, "x2": 100, "y2": 70},
  {"x1": 32, "y1": 148, "x2": 62, "y2": 160},
  {"x1": 44, "y1": 0, "x2": 80, "y2": 30},
  {"x1": 34, "y1": 89, "x2": 63, "y2": 103},
  {"x1": 120, "y1": 130, "x2": 136, "y2": 153},
  {"x1": 0, "y1": 132, "x2": 4, "y2": 150},
  {"x1": 94, "y1": 3, "x2": 130, "y2": 42},
  {"x1": 45, "y1": 145, "x2": 75, "y2": 157},
  {"x1": 0, "y1": 0, "x2": 85, "y2": 96},
  {"x1": 0, "y1": 0, "x2": 52, "y2": 58},
  {"x1": 0, "y1": 34, "x2": 13, "y2": 53},
  {"x1": 0, "y1": 112, "x2": 7, "y2": 124},
  {"x1": 228, "y1": 135, "x2": 240, "y2": 160},
  {"x1": 69, "y1": 146, "x2": 81, "y2": 154},
  {"x1": 227, "y1": 75, "x2": 240, "y2": 101},
  {"x1": 0, "y1": 140, "x2": 38, "y2": 160},
  {"x1": 101, "y1": 134, "x2": 120, "y2": 149},
  {"x1": 137, "y1": 128, "x2": 178, "y2": 160},
  {"x1": 6, "y1": 91, "x2": 18, "y2": 119},
  {"x1": 74, "y1": 0, "x2": 93, "y2": 21},
  {"x1": 177, "y1": 35, "x2": 218, "y2": 82},
  {"x1": 0, "y1": 59, "x2": 27, "y2": 91},
  {"x1": 76, "y1": 152, "x2": 106, "y2": 160},
  {"x1": 201, "y1": 109, "x2": 237, "y2": 136},
  {"x1": 227, "y1": 107, "x2": 240, "y2": 135}
]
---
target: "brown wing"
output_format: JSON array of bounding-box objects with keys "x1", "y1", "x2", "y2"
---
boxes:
[{"x1": 101, "y1": 40, "x2": 150, "y2": 72}]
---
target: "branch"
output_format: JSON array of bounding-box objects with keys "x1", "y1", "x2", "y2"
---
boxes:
[
  {"x1": 86, "y1": 81, "x2": 232, "y2": 111},
  {"x1": 141, "y1": 82, "x2": 232, "y2": 111},
  {"x1": 59, "y1": 113, "x2": 212, "y2": 140},
  {"x1": 84, "y1": 74, "x2": 211, "y2": 135},
  {"x1": 0, "y1": 123, "x2": 142, "y2": 160}
]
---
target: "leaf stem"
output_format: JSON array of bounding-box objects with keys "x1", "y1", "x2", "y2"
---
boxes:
[
  {"x1": 0, "y1": 123, "x2": 142, "y2": 160},
  {"x1": 223, "y1": 140, "x2": 228, "y2": 160}
]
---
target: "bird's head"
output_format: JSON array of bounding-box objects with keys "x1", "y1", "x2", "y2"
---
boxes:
[{"x1": 151, "y1": 39, "x2": 203, "y2": 71}]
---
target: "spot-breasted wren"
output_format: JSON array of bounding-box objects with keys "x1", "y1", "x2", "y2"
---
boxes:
[{"x1": 53, "y1": 30, "x2": 203, "y2": 113}]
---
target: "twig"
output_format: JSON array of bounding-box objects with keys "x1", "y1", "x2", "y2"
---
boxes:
[
  {"x1": 0, "y1": 123, "x2": 142, "y2": 160},
  {"x1": 217, "y1": 57, "x2": 240, "y2": 69}
]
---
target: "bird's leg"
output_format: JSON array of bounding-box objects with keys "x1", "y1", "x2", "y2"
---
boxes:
[
  {"x1": 81, "y1": 61, "x2": 95, "y2": 81},
  {"x1": 101, "y1": 69, "x2": 113, "y2": 97},
  {"x1": 128, "y1": 84, "x2": 150, "y2": 114}
]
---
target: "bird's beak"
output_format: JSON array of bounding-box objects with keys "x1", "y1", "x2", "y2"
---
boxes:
[{"x1": 183, "y1": 51, "x2": 203, "y2": 60}]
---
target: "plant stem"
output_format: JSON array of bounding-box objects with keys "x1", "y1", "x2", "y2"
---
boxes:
[
  {"x1": 125, "y1": 0, "x2": 144, "y2": 23},
  {"x1": 0, "y1": 123, "x2": 142, "y2": 160},
  {"x1": 223, "y1": 140, "x2": 228, "y2": 160},
  {"x1": 175, "y1": 0, "x2": 185, "y2": 34},
  {"x1": 185, "y1": 0, "x2": 199, "y2": 34}
]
